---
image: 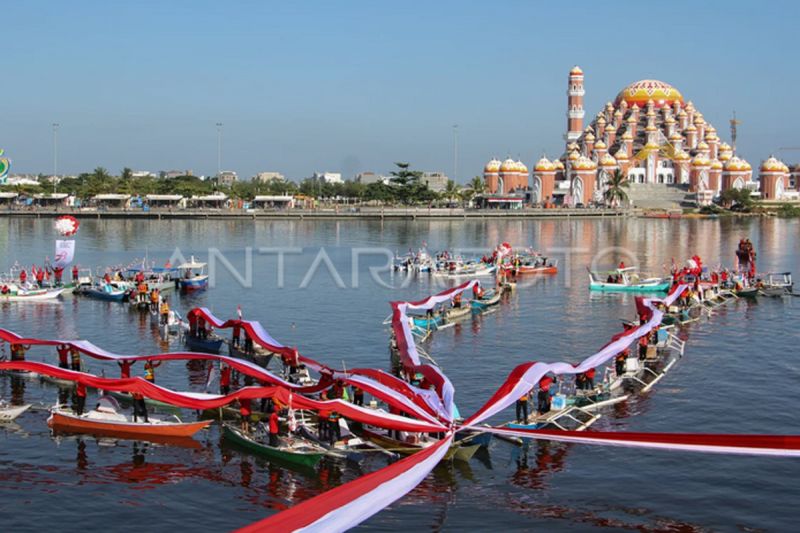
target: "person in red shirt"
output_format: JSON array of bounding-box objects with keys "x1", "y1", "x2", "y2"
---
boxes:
[
  {"x1": 19, "y1": 269, "x2": 27, "y2": 284},
  {"x1": 240, "y1": 397, "x2": 252, "y2": 433},
  {"x1": 74, "y1": 382, "x2": 87, "y2": 416},
  {"x1": 268, "y1": 407, "x2": 280, "y2": 446},
  {"x1": 537, "y1": 375, "x2": 555, "y2": 415},
  {"x1": 585, "y1": 367, "x2": 596, "y2": 389},
  {"x1": 638, "y1": 334, "x2": 649, "y2": 360},
  {"x1": 619, "y1": 260, "x2": 626, "y2": 269},
  {"x1": 56, "y1": 344, "x2": 70, "y2": 369},
  {"x1": 103, "y1": 272, "x2": 111, "y2": 284},
  {"x1": 132, "y1": 391, "x2": 148, "y2": 422},
  {"x1": 220, "y1": 364, "x2": 232, "y2": 395},
  {"x1": 231, "y1": 323, "x2": 241, "y2": 348},
  {"x1": 72, "y1": 265, "x2": 79, "y2": 282},
  {"x1": 118, "y1": 359, "x2": 135, "y2": 379}
]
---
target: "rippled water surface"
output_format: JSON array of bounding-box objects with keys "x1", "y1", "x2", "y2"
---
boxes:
[{"x1": 0, "y1": 216, "x2": 798, "y2": 531}]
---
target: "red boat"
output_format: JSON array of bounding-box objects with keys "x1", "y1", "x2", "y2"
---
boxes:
[{"x1": 48, "y1": 407, "x2": 212, "y2": 439}]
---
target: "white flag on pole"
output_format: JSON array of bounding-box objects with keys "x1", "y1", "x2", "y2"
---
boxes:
[{"x1": 53, "y1": 240, "x2": 76, "y2": 269}]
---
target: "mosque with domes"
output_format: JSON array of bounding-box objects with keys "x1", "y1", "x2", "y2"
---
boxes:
[{"x1": 481, "y1": 66, "x2": 799, "y2": 207}]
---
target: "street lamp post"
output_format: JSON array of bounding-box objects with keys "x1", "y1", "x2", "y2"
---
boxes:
[
  {"x1": 452, "y1": 124, "x2": 459, "y2": 183},
  {"x1": 52, "y1": 123, "x2": 60, "y2": 194},
  {"x1": 216, "y1": 122, "x2": 223, "y2": 178}
]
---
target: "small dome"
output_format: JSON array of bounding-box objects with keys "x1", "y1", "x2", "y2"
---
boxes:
[
  {"x1": 719, "y1": 142, "x2": 732, "y2": 152},
  {"x1": 500, "y1": 158, "x2": 517, "y2": 172},
  {"x1": 572, "y1": 155, "x2": 597, "y2": 170},
  {"x1": 600, "y1": 153, "x2": 617, "y2": 166},
  {"x1": 645, "y1": 123, "x2": 657, "y2": 132},
  {"x1": 685, "y1": 123, "x2": 697, "y2": 132},
  {"x1": 567, "y1": 142, "x2": 580, "y2": 152},
  {"x1": 669, "y1": 131, "x2": 683, "y2": 141},
  {"x1": 705, "y1": 130, "x2": 719, "y2": 141},
  {"x1": 605, "y1": 123, "x2": 615, "y2": 132},
  {"x1": 677, "y1": 108, "x2": 687, "y2": 117},
  {"x1": 622, "y1": 129, "x2": 634, "y2": 140},
  {"x1": 568, "y1": 150, "x2": 580, "y2": 161},
  {"x1": 570, "y1": 65, "x2": 583, "y2": 76},
  {"x1": 585, "y1": 132, "x2": 596, "y2": 142},
  {"x1": 614, "y1": 109, "x2": 623, "y2": 117},
  {"x1": 761, "y1": 156, "x2": 784, "y2": 172},
  {"x1": 781, "y1": 162, "x2": 790, "y2": 172},
  {"x1": 553, "y1": 159, "x2": 565, "y2": 170},
  {"x1": 719, "y1": 151, "x2": 732, "y2": 161},
  {"x1": 724, "y1": 156, "x2": 751, "y2": 171},
  {"x1": 594, "y1": 140, "x2": 607, "y2": 150},
  {"x1": 673, "y1": 150, "x2": 690, "y2": 161},
  {"x1": 517, "y1": 160, "x2": 528, "y2": 173},
  {"x1": 697, "y1": 141, "x2": 709, "y2": 150},
  {"x1": 614, "y1": 149, "x2": 629, "y2": 160},
  {"x1": 665, "y1": 115, "x2": 676, "y2": 124},
  {"x1": 626, "y1": 114, "x2": 637, "y2": 123},
  {"x1": 692, "y1": 155, "x2": 710, "y2": 167},
  {"x1": 484, "y1": 158, "x2": 501, "y2": 173},
  {"x1": 710, "y1": 159, "x2": 723, "y2": 170},
  {"x1": 534, "y1": 156, "x2": 554, "y2": 172}
]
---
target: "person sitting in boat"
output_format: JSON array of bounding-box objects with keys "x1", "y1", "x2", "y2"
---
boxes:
[
  {"x1": 103, "y1": 272, "x2": 112, "y2": 284},
  {"x1": 537, "y1": 375, "x2": 555, "y2": 415},
  {"x1": 268, "y1": 407, "x2": 281, "y2": 447},
  {"x1": 9, "y1": 343, "x2": 29, "y2": 361},
  {"x1": 220, "y1": 363, "x2": 232, "y2": 395},
  {"x1": 118, "y1": 359, "x2": 135, "y2": 378},
  {"x1": 585, "y1": 367, "x2": 596, "y2": 389},
  {"x1": 149, "y1": 289, "x2": 159, "y2": 311},
  {"x1": 188, "y1": 312, "x2": 198, "y2": 337},
  {"x1": 73, "y1": 382, "x2": 87, "y2": 416},
  {"x1": 618, "y1": 261, "x2": 626, "y2": 269},
  {"x1": 515, "y1": 390, "x2": 529, "y2": 423},
  {"x1": 607, "y1": 274, "x2": 615, "y2": 283},
  {"x1": 452, "y1": 293, "x2": 462, "y2": 308},
  {"x1": 132, "y1": 391, "x2": 148, "y2": 423},
  {"x1": 231, "y1": 323, "x2": 241, "y2": 348},
  {"x1": 197, "y1": 316, "x2": 207, "y2": 339},
  {"x1": 574, "y1": 372, "x2": 587, "y2": 391},
  {"x1": 57, "y1": 344, "x2": 70, "y2": 369},
  {"x1": 144, "y1": 360, "x2": 162, "y2": 383},
  {"x1": 159, "y1": 299, "x2": 170, "y2": 325},
  {"x1": 70, "y1": 347, "x2": 82, "y2": 371},
  {"x1": 240, "y1": 397, "x2": 252, "y2": 433}
]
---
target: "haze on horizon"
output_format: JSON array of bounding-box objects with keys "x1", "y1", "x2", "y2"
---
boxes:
[{"x1": 1, "y1": 0, "x2": 798, "y2": 182}]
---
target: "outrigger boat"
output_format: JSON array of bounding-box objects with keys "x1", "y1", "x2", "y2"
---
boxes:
[
  {"x1": 357, "y1": 424, "x2": 480, "y2": 462},
  {"x1": 759, "y1": 272, "x2": 793, "y2": 297},
  {"x1": 607, "y1": 328, "x2": 685, "y2": 393},
  {"x1": 0, "y1": 402, "x2": 32, "y2": 422},
  {"x1": 588, "y1": 267, "x2": 670, "y2": 293},
  {"x1": 0, "y1": 284, "x2": 65, "y2": 302},
  {"x1": 177, "y1": 257, "x2": 209, "y2": 292},
  {"x1": 222, "y1": 423, "x2": 326, "y2": 468},
  {"x1": 502, "y1": 254, "x2": 558, "y2": 275},
  {"x1": 82, "y1": 283, "x2": 129, "y2": 302},
  {"x1": 470, "y1": 289, "x2": 501, "y2": 310},
  {"x1": 48, "y1": 400, "x2": 211, "y2": 439},
  {"x1": 184, "y1": 333, "x2": 225, "y2": 354},
  {"x1": 125, "y1": 266, "x2": 180, "y2": 292},
  {"x1": 433, "y1": 260, "x2": 496, "y2": 279}
]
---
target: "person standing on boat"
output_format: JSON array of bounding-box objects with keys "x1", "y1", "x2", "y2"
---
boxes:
[
  {"x1": 619, "y1": 261, "x2": 626, "y2": 269},
  {"x1": 244, "y1": 331, "x2": 253, "y2": 355},
  {"x1": 132, "y1": 391, "x2": 148, "y2": 423},
  {"x1": 10, "y1": 344, "x2": 29, "y2": 361},
  {"x1": 159, "y1": 299, "x2": 170, "y2": 325},
  {"x1": 69, "y1": 347, "x2": 82, "y2": 371},
  {"x1": 220, "y1": 363, "x2": 232, "y2": 395},
  {"x1": 317, "y1": 408, "x2": 330, "y2": 442},
  {"x1": 118, "y1": 359, "x2": 135, "y2": 379},
  {"x1": 72, "y1": 265, "x2": 79, "y2": 283},
  {"x1": 240, "y1": 398, "x2": 252, "y2": 433},
  {"x1": 144, "y1": 360, "x2": 161, "y2": 383},
  {"x1": 57, "y1": 344, "x2": 70, "y2": 369},
  {"x1": 327, "y1": 411, "x2": 341, "y2": 443},
  {"x1": 268, "y1": 407, "x2": 280, "y2": 447},
  {"x1": 615, "y1": 351, "x2": 628, "y2": 376},
  {"x1": 585, "y1": 367, "x2": 596, "y2": 389},
  {"x1": 537, "y1": 375, "x2": 554, "y2": 415},
  {"x1": 19, "y1": 269, "x2": 27, "y2": 286},
  {"x1": 35, "y1": 268, "x2": 45, "y2": 288},
  {"x1": 515, "y1": 390, "x2": 529, "y2": 423},
  {"x1": 74, "y1": 382, "x2": 87, "y2": 416},
  {"x1": 352, "y1": 385, "x2": 364, "y2": 406},
  {"x1": 188, "y1": 311, "x2": 198, "y2": 337},
  {"x1": 197, "y1": 316, "x2": 207, "y2": 339},
  {"x1": 231, "y1": 322, "x2": 241, "y2": 349}
]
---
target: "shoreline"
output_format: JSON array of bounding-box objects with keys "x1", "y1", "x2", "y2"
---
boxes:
[{"x1": 0, "y1": 207, "x2": 630, "y2": 221}]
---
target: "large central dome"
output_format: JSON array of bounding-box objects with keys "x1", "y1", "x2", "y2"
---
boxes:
[{"x1": 615, "y1": 79, "x2": 684, "y2": 109}]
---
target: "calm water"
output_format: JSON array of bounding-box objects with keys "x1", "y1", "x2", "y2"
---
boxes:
[{"x1": 0, "y1": 217, "x2": 798, "y2": 532}]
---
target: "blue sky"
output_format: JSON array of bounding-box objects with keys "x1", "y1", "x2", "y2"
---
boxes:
[{"x1": 1, "y1": 0, "x2": 798, "y2": 181}]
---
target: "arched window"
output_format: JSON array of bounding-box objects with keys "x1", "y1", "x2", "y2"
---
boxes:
[{"x1": 532, "y1": 176, "x2": 542, "y2": 204}]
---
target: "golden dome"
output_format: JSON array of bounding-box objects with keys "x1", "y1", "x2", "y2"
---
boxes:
[
  {"x1": 600, "y1": 153, "x2": 617, "y2": 166},
  {"x1": 605, "y1": 123, "x2": 615, "y2": 132},
  {"x1": 673, "y1": 150, "x2": 690, "y2": 161},
  {"x1": 677, "y1": 108, "x2": 687, "y2": 117},
  {"x1": 553, "y1": 159, "x2": 565, "y2": 170},
  {"x1": 781, "y1": 162, "x2": 790, "y2": 172},
  {"x1": 710, "y1": 159, "x2": 723, "y2": 170},
  {"x1": 761, "y1": 156, "x2": 784, "y2": 172},
  {"x1": 615, "y1": 80, "x2": 685, "y2": 109},
  {"x1": 719, "y1": 152, "x2": 732, "y2": 161},
  {"x1": 705, "y1": 131, "x2": 719, "y2": 141},
  {"x1": 585, "y1": 132, "x2": 596, "y2": 142},
  {"x1": 570, "y1": 65, "x2": 583, "y2": 76},
  {"x1": 692, "y1": 155, "x2": 710, "y2": 167},
  {"x1": 614, "y1": 109, "x2": 623, "y2": 117},
  {"x1": 573, "y1": 155, "x2": 597, "y2": 170},
  {"x1": 567, "y1": 142, "x2": 580, "y2": 152},
  {"x1": 614, "y1": 149, "x2": 629, "y2": 160},
  {"x1": 724, "y1": 156, "x2": 751, "y2": 171},
  {"x1": 484, "y1": 158, "x2": 501, "y2": 173},
  {"x1": 719, "y1": 142, "x2": 732, "y2": 152},
  {"x1": 568, "y1": 150, "x2": 580, "y2": 161},
  {"x1": 517, "y1": 160, "x2": 528, "y2": 173},
  {"x1": 685, "y1": 123, "x2": 697, "y2": 132},
  {"x1": 626, "y1": 114, "x2": 637, "y2": 123},
  {"x1": 697, "y1": 141, "x2": 709, "y2": 150},
  {"x1": 622, "y1": 130, "x2": 633, "y2": 140},
  {"x1": 534, "y1": 156, "x2": 554, "y2": 172},
  {"x1": 594, "y1": 140, "x2": 607, "y2": 150},
  {"x1": 665, "y1": 115, "x2": 676, "y2": 124},
  {"x1": 669, "y1": 131, "x2": 683, "y2": 141},
  {"x1": 643, "y1": 141, "x2": 661, "y2": 151},
  {"x1": 500, "y1": 158, "x2": 517, "y2": 172},
  {"x1": 645, "y1": 123, "x2": 657, "y2": 132}
]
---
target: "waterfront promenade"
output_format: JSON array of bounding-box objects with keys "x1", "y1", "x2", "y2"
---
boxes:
[{"x1": 0, "y1": 206, "x2": 629, "y2": 220}]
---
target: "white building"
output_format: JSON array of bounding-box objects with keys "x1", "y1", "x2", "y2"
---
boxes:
[
  {"x1": 312, "y1": 172, "x2": 343, "y2": 184},
  {"x1": 254, "y1": 171, "x2": 286, "y2": 183},
  {"x1": 218, "y1": 170, "x2": 238, "y2": 186},
  {"x1": 421, "y1": 172, "x2": 449, "y2": 193},
  {"x1": 131, "y1": 170, "x2": 156, "y2": 179},
  {"x1": 355, "y1": 172, "x2": 390, "y2": 185}
]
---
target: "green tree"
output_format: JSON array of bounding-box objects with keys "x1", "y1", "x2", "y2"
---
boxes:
[
  {"x1": 120, "y1": 167, "x2": 133, "y2": 181},
  {"x1": 603, "y1": 169, "x2": 630, "y2": 207},
  {"x1": 469, "y1": 175, "x2": 485, "y2": 195},
  {"x1": 389, "y1": 162, "x2": 423, "y2": 205},
  {"x1": 720, "y1": 187, "x2": 754, "y2": 211}
]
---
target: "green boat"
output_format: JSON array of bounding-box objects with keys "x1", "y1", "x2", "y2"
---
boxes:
[
  {"x1": 222, "y1": 424, "x2": 325, "y2": 468},
  {"x1": 106, "y1": 390, "x2": 180, "y2": 412},
  {"x1": 588, "y1": 267, "x2": 670, "y2": 293}
]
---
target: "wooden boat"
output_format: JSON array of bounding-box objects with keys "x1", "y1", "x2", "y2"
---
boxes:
[
  {"x1": 588, "y1": 267, "x2": 670, "y2": 293},
  {"x1": 222, "y1": 423, "x2": 325, "y2": 468},
  {"x1": 433, "y1": 261, "x2": 496, "y2": 279},
  {"x1": 47, "y1": 405, "x2": 211, "y2": 438},
  {"x1": 125, "y1": 267, "x2": 179, "y2": 292},
  {"x1": 445, "y1": 305, "x2": 472, "y2": 321},
  {"x1": 357, "y1": 424, "x2": 476, "y2": 462},
  {"x1": 736, "y1": 287, "x2": 759, "y2": 298},
  {"x1": 0, "y1": 286, "x2": 65, "y2": 302},
  {"x1": 105, "y1": 390, "x2": 181, "y2": 411},
  {"x1": 0, "y1": 403, "x2": 31, "y2": 422},
  {"x1": 185, "y1": 333, "x2": 225, "y2": 353},
  {"x1": 83, "y1": 284, "x2": 128, "y2": 302},
  {"x1": 471, "y1": 290, "x2": 501, "y2": 310},
  {"x1": 177, "y1": 257, "x2": 209, "y2": 292}
]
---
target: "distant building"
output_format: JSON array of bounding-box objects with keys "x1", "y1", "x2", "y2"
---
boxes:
[
  {"x1": 218, "y1": 170, "x2": 238, "y2": 186},
  {"x1": 162, "y1": 170, "x2": 194, "y2": 179},
  {"x1": 312, "y1": 172, "x2": 343, "y2": 184},
  {"x1": 6, "y1": 174, "x2": 40, "y2": 186},
  {"x1": 421, "y1": 172, "x2": 449, "y2": 193},
  {"x1": 131, "y1": 170, "x2": 156, "y2": 179},
  {"x1": 355, "y1": 172, "x2": 390, "y2": 185},
  {"x1": 254, "y1": 171, "x2": 286, "y2": 183}
]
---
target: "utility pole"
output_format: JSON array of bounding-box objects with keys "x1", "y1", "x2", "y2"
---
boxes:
[
  {"x1": 730, "y1": 111, "x2": 741, "y2": 154},
  {"x1": 216, "y1": 122, "x2": 223, "y2": 177},
  {"x1": 52, "y1": 123, "x2": 60, "y2": 193},
  {"x1": 453, "y1": 124, "x2": 459, "y2": 183}
]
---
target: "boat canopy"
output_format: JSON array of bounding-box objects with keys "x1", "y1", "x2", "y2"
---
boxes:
[
  {"x1": 178, "y1": 256, "x2": 206, "y2": 269},
  {"x1": 93, "y1": 193, "x2": 131, "y2": 201}
]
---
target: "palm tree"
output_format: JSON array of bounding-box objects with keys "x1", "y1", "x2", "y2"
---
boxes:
[
  {"x1": 444, "y1": 179, "x2": 460, "y2": 203},
  {"x1": 469, "y1": 175, "x2": 485, "y2": 195},
  {"x1": 603, "y1": 170, "x2": 630, "y2": 208}
]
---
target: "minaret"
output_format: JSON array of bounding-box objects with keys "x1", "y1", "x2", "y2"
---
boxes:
[{"x1": 566, "y1": 66, "x2": 585, "y2": 142}]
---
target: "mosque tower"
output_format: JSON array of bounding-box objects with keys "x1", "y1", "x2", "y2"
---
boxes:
[{"x1": 566, "y1": 66, "x2": 585, "y2": 143}]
